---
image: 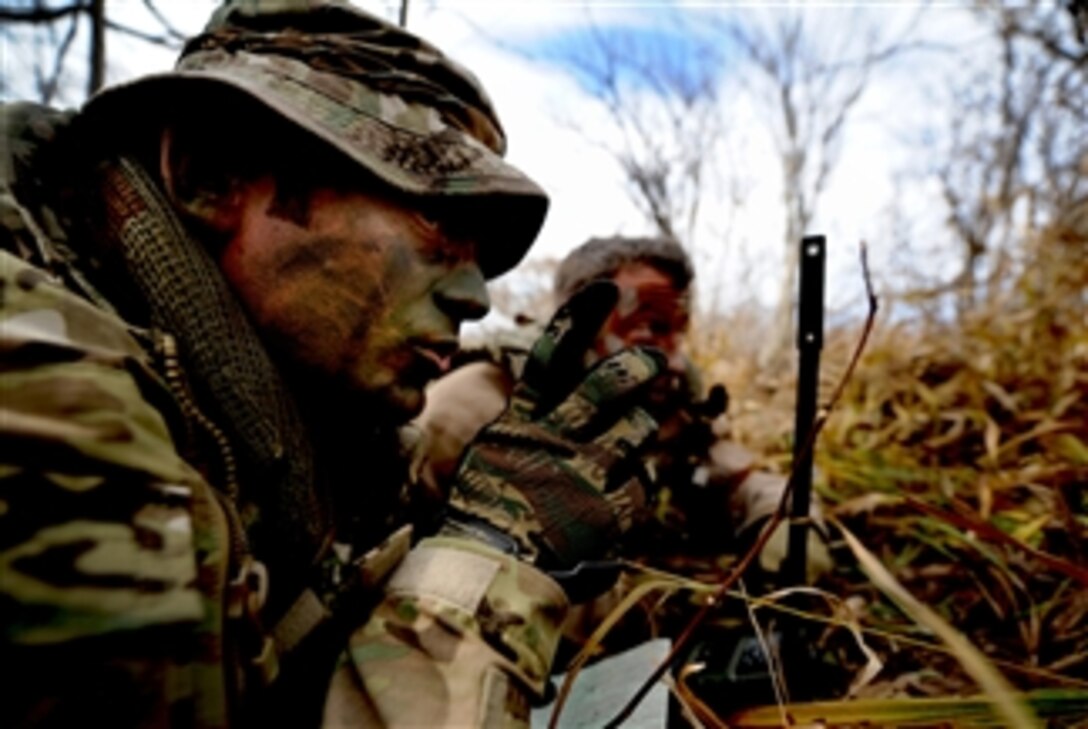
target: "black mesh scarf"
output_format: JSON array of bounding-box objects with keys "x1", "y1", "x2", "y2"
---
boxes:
[{"x1": 92, "y1": 154, "x2": 325, "y2": 614}]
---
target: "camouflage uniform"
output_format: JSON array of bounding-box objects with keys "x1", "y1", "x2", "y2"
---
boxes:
[{"x1": 0, "y1": 2, "x2": 578, "y2": 727}]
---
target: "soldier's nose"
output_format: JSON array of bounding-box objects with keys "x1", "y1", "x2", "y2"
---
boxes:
[{"x1": 435, "y1": 265, "x2": 490, "y2": 323}]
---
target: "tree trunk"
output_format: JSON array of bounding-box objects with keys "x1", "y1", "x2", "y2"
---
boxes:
[
  {"x1": 88, "y1": 0, "x2": 106, "y2": 96},
  {"x1": 759, "y1": 147, "x2": 806, "y2": 370}
]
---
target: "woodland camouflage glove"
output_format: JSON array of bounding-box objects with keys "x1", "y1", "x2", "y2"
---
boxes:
[{"x1": 444, "y1": 283, "x2": 664, "y2": 574}]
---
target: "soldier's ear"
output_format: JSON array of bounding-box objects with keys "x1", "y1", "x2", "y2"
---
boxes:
[{"x1": 159, "y1": 126, "x2": 244, "y2": 235}]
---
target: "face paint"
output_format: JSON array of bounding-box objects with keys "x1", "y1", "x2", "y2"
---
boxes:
[
  {"x1": 220, "y1": 178, "x2": 489, "y2": 422},
  {"x1": 598, "y1": 262, "x2": 690, "y2": 364}
]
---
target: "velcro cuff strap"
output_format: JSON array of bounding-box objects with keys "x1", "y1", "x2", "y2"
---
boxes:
[
  {"x1": 358, "y1": 524, "x2": 414, "y2": 589},
  {"x1": 273, "y1": 525, "x2": 414, "y2": 657},
  {"x1": 387, "y1": 537, "x2": 569, "y2": 691}
]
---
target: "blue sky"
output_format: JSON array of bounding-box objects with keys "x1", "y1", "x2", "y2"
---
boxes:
[{"x1": 514, "y1": 9, "x2": 733, "y2": 97}]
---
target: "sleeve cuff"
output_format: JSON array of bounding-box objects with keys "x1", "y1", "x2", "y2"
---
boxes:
[{"x1": 385, "y1": 536, "x2": 569, "y2": 693}]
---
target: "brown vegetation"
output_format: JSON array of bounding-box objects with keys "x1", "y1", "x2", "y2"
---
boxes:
[{"x1": 688, "y1": 219, "x2": 1087, "y2": 724}]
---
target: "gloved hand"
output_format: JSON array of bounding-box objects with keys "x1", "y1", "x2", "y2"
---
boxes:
[{"x1": 444, "y1": 282, "x2": 664, "y2": 573}]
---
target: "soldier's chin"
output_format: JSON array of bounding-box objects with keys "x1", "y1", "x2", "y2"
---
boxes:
[
  {"x1": 378, "y1": 383, "x2": 427, "y2": 424},
  {"x1": 317, "y1": 376, "x2": 425, "y2": 426}
]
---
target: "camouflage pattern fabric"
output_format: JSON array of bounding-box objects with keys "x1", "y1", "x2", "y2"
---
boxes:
[
  {"x1": 0, "y1": 2, "x2": 580, "y2": 725},
  {"x1": 326, "y1": 537, "x2": 568, "y2": 728},
  {"x1": 447, "y1": 283, "x2": 664, "y2": 569},
  {"x1": 0, "y1": 248, "x2": 233, "y2": 728},
  {"x1": 0, "y1": 261, "x2": 198, "y2": 641},
  {"x1": 1, "y1": 100, "x2": 241, "y2": 727}
]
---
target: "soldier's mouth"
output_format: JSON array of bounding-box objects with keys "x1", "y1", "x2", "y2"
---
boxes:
[{"x1": 412, "y1": 339, "x2": 457, "y2": 378}]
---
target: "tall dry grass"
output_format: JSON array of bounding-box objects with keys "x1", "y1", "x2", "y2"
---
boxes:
[{"x1": 636, "y1": 220, "x2": 1087, "y2": 725}]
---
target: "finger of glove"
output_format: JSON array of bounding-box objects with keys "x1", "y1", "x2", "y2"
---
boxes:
[
  {"x1": 542, "y1": 347, "x2": 665, "y2": 438},
  {"x1": 604, "y1": 475, "x2": 649, "y2": 534},
  {"x1": 555, "y1": 405, "x2": 657, "y2": 499},
  {"x1": 511, "y1": 281, "x2": 619, "y2": 419},
  {"x1": 471, "y1": 416, "x2": 577, "y2": 460},
  {"x1": 590, "y1": 404, "x2": 659, "y2": 477}
]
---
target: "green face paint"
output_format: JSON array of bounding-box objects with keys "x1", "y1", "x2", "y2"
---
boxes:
[{"x1": 221, "y1": 179, "x2": 488, "y2": 422}]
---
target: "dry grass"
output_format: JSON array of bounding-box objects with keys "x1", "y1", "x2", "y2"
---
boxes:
[
  {"x1": 564, "y1": 225, "x2": 1088, "y2": 726},
  {"x1": 726, "y1": 226, "x2": 1085, "y2": 722}
]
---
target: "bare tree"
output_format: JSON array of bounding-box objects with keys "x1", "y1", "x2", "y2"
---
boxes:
[
  {"x1": 537, "y1": 6, "x2": 923, "y2": 369},
  {"x1": 545, "y1": 14, "x2": 726, "y2": 249},
  {"x1": 1, "y1": 0, "x2": 187, "y2": 106},
  {"x1": 720, "y1": 8, "x2": 924, "y2": 368},
  {"x1": 933, "y1": 0, "x2": 1087, "y2": 316}
]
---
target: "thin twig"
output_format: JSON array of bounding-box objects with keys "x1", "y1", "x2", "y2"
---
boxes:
[
  {"x1": 140, "y1": 0, "x2": 188, "y2": 42},
  {"x1": 600, "y1": 241, "x2": 879, "y2": 728},
  {"x1": 627, "y1": 559, "x2": 1088, "y2": 690},
  {"x1": 104, "y1": 18, "x2": 183, "y2": 49},
  {"x1": 0, "y1": 3, "x2": 89, "y2": 23},
  {"x1": 39, "y1": 9, "x2": 80, "y2": 104}
]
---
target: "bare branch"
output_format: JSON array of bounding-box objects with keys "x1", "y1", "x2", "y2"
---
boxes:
[
  {"x1": 39, "y1": 9, "x2": 80, "y2": 104},
  {"x1": 104, "y1": 17, "x2": 183, "y2": 49},
  {"x1": 0, "y1": 2, "x2": 88, "y2": 23},
  {"x1": 140, "y1": 0, "x2": 188, "y2": 43}
]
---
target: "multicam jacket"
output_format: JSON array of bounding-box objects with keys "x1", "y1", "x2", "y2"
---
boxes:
[{"x1": 1, "y1": 103, "x2": 567, "y2": 728}]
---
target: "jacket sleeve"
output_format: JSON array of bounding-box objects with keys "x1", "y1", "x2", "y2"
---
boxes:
[
  {"x1": 317, "y1": 361, "x2": 567, "y2": 728},
  {"x1": 0, "y1": 251, "x2": 230, "y2": 728},
  {"x1": 323, "y1": 536, "x2": 569, "y2": 729}
]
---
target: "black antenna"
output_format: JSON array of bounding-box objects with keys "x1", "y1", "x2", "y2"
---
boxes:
[{"x1": 784, "y1": 235, "x2": 825, "y2": 586}]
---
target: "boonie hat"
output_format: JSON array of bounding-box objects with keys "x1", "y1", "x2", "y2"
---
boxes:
[{"x1": 84, "y1": 0, "x2": 547, "y2": 278}]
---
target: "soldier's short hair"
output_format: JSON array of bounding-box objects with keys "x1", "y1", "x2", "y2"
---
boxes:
[{"x1": 553, "y1": 236, "x2": 694, "y2": 302}]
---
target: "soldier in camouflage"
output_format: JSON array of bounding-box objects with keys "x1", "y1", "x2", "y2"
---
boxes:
[
  {"x1": 0, "y1": 1, "x2": 666, "y2": 727},
  {"x1": 414, "y1": 236, "x2": 831, "y2": 592}
]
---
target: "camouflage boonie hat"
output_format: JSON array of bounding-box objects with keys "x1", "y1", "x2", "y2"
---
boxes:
[
  {"x1": 554, "y1": 235, "x2": 694, "y2": 301},
  {"x1": 84, "y1": 0, "x2": 547, "y2": 278}
]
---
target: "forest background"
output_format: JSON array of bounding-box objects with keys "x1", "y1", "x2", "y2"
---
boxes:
[{"x1": 2, "y1": 1, "x2": 1086, "y2": 726}]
